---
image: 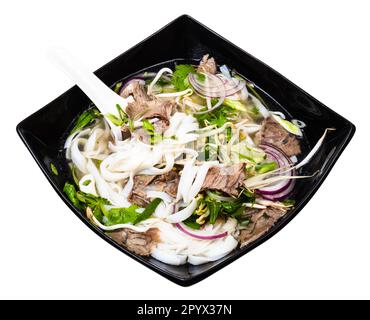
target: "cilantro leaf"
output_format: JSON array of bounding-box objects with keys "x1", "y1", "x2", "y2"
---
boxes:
[
  {"x1": 171, "y1": 64, "x2": 195, "y2": 91},
  {"x1": 105, "y1": 205, "x2": 140, "y2": 226}
]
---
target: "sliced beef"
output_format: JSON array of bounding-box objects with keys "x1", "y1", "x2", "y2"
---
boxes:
[
  {"x1": 107, "y1": 228, "x2": 160, "y2": 256},
  {"x1": 255, "y1": 116, "x2": 301, "y2": 157},
  {"x1": 129, "y1": 175, "x2": 156, "y2": 206},
  {"x1": 127, "y1": 99, "x2": 175, "y2": 123},
  {"x1": 201, "y1": 163, "x2": 245, "y2": 196},
  {"x1": 129, "y1": 171, "x2": 180, "y2": 206},
  {"x1": 197, "y1": 54, "x2": 217, "y2": 74},
  {"x1": 239, "y1": 207, "x2": 287, "y2": 247},
  {"x1": 151, "y1": 170, "x2": 180, "y2": 198},
  {"x1": 122, "y1": 81, "x2": 175, "y2": 123},
  {"x1": 121, "y1": 125, "x2": 132, "y2": 140},
  {"x1": 120, "y1": 81, "x2": 151, "y2": 103}
]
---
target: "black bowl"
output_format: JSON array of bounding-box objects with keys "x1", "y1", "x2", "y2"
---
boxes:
[{"x1": 17, "y1": 15, "x2": 355, "y2": 286}]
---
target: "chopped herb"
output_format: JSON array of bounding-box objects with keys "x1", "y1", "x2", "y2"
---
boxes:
[
  {"x1": 82, "y1": 179, "x2": 91, "y2": 186},
  {"x1": 195, "y1": 105, "x2": 237, "y2": 128},
  {"x1": 71, "y1": 165, "x2": 79, "y2": 185},
  {"x1": 63, "y1": 181, "x2": 160, "y2": 225},
  {"x1": 226, "y1": 127, "x2": 232, "y2": 142},
  {"x1": 106, "y1": 104, "x2": 129, "y2": 126},
  {"x1": 223, "y1": 99, "x2": 247, "y2": 112},
  {"x1": 242, "y1": 189, "x2": 255, "y2": 199},
  {"x1": 105, "y1": 205, "x2": 141, "y2": 226},
  {"x1": 70, "y1": 108, "x2": 100, "y2": 135},
  {"x1": 282, "y1": 199, "x2": 296, "y2": 206},
  {"x1": 255, "y1": 161, "x2": 278, "y2": 174},
  {"x1": 63, "y1": 182, "x2": 82, "y2": 210},
  {"x1": 113, "y1": 82, "x2": 122, "y2": 93},
  {"x1": 134, "y1": 198, "x2": 161, "y2": 224},
  {"x1": 171, "y1": 64, "x2": 196, "y2": 91},
  {"x1": 142, "y1": 119, "x2": 163, "y2": 144},
  {"x1": 93, "y1": 159, "x2": 103, "y2": 168},
  {"x1": 221, "y1": 201, "x2": 242, "y2": 214},
  {"x1": 207, "y1": 201, "x2": 222, "y2": 224},
  {"x1": 195, "y1": 73, "x2": 205, "y2": 82},
  {"x1": 183, "y1": 215, "x2": 202, "y2": 230},
  {"x1": 142, "y1": 119, "x2": 154, "y2": 132},
  {"x1": 128, "y1": 119, "x2": 134, "y2": 131},
  {"x1": 106, "y1": 113, "x2": 124, "y2": 126},
  {"x1": 251, "y1": 106, "x2": 260, "y2": 115},
  {"x1": 50, "y1": 163, "x2": 58, "y2": 176},
  {"x1": 240, "y1": 219, "x2": 251, "y2": 227},
  {"x1": 76, "y1": 191, "x2": 111, "y2": 223}
]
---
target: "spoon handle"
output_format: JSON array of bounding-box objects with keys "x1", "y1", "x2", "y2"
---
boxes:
[{"x1": 47, "y1": 47, "x2": 127, "y2": 140}]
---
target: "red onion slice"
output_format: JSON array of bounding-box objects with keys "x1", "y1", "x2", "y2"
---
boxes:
[
  {"x1": 256, "y1": 144, "x2": 296, "y2": 199},
  {"x1": 188, "y1": 73, "x2": 246, "y2": 98},
  {"x1": 176, "y1": 223, "x2": 228, "y2": 240}
]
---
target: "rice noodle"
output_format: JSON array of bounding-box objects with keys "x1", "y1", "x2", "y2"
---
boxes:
[{"x1": 147, "y1": 67, "x2": 173, "y2": 94}]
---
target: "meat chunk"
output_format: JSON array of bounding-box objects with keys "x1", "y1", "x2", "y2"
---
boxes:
[
  {"x1": 107, "y1": 228, "x2": 160, "y2": 256},
  {"x1": 255, "y1": 117, "x2": 301, "y2": 156},
  {"x1": 239, "y1": 207, "x2": 287, "y2": 247},
  {"x1": 121, "y1": 125, "x2": 132, "y2": 140},
  {"x1": 197, "y1": 54, "x2": 217, "y2": 74},
  {"x1": 129, "y1": 171, "x2": 180, "y2": 206},
  {"x1": 151, "y1": 170, "x2": 180, "y2": 198},
  {"x1": 120, "y1": 81, "x2": 151, "y2": 103},
  {"x1": 127, "y1": 99, "x2": 175, "y2": 123},
  {"x1": 129, "y1": 175, "x2": 156, "y2": 206},
  {"x1": 201, "y1": 163, "x2": 245, "y2": 196}
]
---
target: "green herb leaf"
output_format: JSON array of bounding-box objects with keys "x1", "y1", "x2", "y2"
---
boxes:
[
  {"x1": 142, "y1": 119, "x2": 155, "y2": 133},
  {"x1": 207, "y1": 201, "x2": 222, "y2": 224},
  {"x1": 105, "y1": 205, "x2": 141, "y2": 226},
  {"x1": 223, "y1": 99, "x2": 247, "y2": 112},
  {"x1": 106, "y1": 104, "x2": 129, "y2": 127},
  {"x1": 116, "y1": 104, "x2": 126, "y2": 120},
  {"x1": 194, "y1": 105, "x2": 238, "y2": 128},
  {"x1": 82, "y1": 179, "x2": 91, "y2": 186},
  {"x1": 172, "y1": 64, "x2": 196, "y2": 91},
  {"x1": 255, "y1": 161, "x2": 278, "y2": 174},
  {"x1": 195, "y1": 73, "x2": 205, "y2": 82},
  {"x1": 240, "y1": 218, "x2": 251, "y2": 227},
  {"x1": 71, "y1": 165, "x2": 79, "y2": 186},
  {"x1": 63, "y1": 182, "x2": 82, "y2": 209},
  {"x1": 226, "y1": 127, "x2": 232, "y2": 142},
  {"x1": 142, "y1": 119, "x2": 163, "y2": 144},
  {"x1": 114, "y1": 82, "x2": 123, "y2": 93},
  {"x1": 50, "y1": 163, "x2": 58, "y2": 176},
  {"x1": 134, "y1": 198, "x2": 161, "y2": 224},
  {"x1": 106, "y1": 113, "x2": 124, "y2": 126},
  {"x1": 281, "y1": 199, "x2": 296, "y2": 206},
  {"x1": 221, "y1": 201, "x2": 243, "y2": 214},
  {"x1": 183, "y1": 219, "x2": 201, "y2": 230},
  {"x1": 251, "y1": 106, "x2": 260, "y2": 115},
  {"x1": 70, "y1": 108, "x2": 100, "y2": 135}
]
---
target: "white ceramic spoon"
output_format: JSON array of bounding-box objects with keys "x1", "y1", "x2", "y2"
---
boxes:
[{"x1": 47, "y1": 47, "x2": 130, "y2": 141}]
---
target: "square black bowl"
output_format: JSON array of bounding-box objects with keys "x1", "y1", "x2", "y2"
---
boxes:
[{"x1": 17, "y1": 15, "x2": 355, "y2": 286}]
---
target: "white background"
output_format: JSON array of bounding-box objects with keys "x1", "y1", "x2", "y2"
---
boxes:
[{"x1": 1, "y1": 0, "x2": 369, "y2": 299}]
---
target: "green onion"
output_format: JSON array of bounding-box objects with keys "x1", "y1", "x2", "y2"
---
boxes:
[{"x1": 50, "y1": 163, "x2": 58, "y2": 176}]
